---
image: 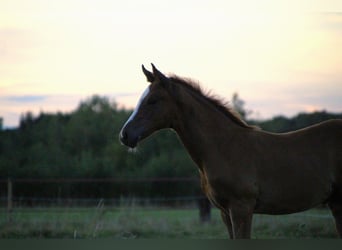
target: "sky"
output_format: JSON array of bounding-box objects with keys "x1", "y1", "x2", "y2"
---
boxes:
[{"x1": 1, "y1": 0, "x2": 342, "y2": 127}]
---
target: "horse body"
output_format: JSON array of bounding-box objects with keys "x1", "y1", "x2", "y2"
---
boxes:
[
  {"x1": 120, "y1": 64, "x2": 342, "y2": 238},
  {"x1": 252, "y1": 121, "x2": 342, "y2": 215},
  {"x1": 205, "y1": 121, "x2": 341, "y2": 215}
]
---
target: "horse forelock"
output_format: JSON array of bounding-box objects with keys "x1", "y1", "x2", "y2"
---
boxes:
[{"x1": 168, "y1": 75, "x2": 257, "y2": 130}]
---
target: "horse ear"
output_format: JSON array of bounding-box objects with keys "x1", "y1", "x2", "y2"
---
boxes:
[
  {"x1": 151, "y1": 64, "x2": 167, "y2": 82},
  {"x1": 142, "y1": 64, "x2": 154, "y2": 83}
]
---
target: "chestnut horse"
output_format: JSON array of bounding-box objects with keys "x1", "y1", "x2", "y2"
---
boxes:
[{"x1": 119, "y1": 64, "x2": 342, "y2": 238}]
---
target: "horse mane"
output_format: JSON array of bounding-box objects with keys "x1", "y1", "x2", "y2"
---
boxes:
[{"x1": 169, "y1": 75, "x2": 257, "y2": 130}]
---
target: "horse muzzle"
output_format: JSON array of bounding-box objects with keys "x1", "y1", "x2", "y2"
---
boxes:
[{"x1": 119, "y1": 123, "x2": 145, "y2": 148}]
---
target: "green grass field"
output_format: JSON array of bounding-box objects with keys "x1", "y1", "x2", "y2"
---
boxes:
[{"x1": 0, "y1": 206, "x2": 338, "y2": 239}]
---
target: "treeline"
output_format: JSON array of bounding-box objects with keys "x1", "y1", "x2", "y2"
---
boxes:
[
  {"x1": 0, "y1": 96, "x2": 198, "y2": 200},
  {"x1": 0, "y1": 95, "x2": 341, "y2": 201}
]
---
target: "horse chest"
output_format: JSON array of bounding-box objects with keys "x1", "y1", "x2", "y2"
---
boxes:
[
  {"x1": 199, "y1": 173, "x2": 224, "y2": 209},
  {"x1": 199, "y1": 169, "x2": 253, "y2": 208}
]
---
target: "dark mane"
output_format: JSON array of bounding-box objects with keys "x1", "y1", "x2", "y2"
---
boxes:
[{"x1": 169, "y1": 75, "x2": 257, "y2": 130}]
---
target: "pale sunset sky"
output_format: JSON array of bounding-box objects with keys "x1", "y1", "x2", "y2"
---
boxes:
[{"x1": 1, "y1": 0, "x2": 342, "y2": 127}]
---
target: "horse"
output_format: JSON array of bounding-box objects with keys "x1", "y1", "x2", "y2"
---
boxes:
[{"x1": 119, "y1": 64, "x2": 342, "y2": 239}]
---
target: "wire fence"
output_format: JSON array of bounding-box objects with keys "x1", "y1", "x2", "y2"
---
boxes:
[
  {"x1": 0, "y1": 195, "x2": 205, "y2": 208},
  {"x1": 0, "y1": 177, "x2": 212, "y2": 222},
  {"x1": 0, "y1": 177, "x2": 205, "y2": 205},
  {"x1": 0, "y1": 177, "x2": 332, "y2": 225},
  {"x1": 0, "y1": 177, "x2": 198, "y2": 183}
]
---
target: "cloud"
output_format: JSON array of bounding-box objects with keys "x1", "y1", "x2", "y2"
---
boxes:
[
  {"x1": 0, "y1": 92, "x2": 136, "y2": 128},
  {"x1": 4, "y1": 95, "x2": 48, "y2": 103},
  {"x1": 0, "y1": 94, "x2": 80, "y2": 128},
  {"x1": 112, "y1": 92, "x2": 139, "y2": 98},
  {"x1": 315, "y1": 12, "x2": 342, "y2": 33},
  {"x1": 243, "y1": 77, "x2": 342, "y2": 120}
]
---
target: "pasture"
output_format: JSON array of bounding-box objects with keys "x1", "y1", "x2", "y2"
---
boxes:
[{"x1": 0, "y1": 205, "x2": 337, "y2": 239}]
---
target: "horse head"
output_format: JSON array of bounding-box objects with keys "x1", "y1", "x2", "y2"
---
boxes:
[{"x1": 119, "y1": 64, "x2": 177, "y2": 148}]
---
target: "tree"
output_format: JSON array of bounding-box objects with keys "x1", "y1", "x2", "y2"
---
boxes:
[{"x1": 231, "y1": 93, "x2": 251, "y2": 120}]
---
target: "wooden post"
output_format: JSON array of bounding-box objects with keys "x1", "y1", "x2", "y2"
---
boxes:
[
  {"x1": 198, "y1": 196, "x2": 211, "y2": 223},
  {"x1": 7, "y1": 178, "x2": 13, "y2": 222}
]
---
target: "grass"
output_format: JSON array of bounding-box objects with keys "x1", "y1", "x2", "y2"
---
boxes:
[{"x1": 0, "y1": 205, "x2": 338, "y2": 239}]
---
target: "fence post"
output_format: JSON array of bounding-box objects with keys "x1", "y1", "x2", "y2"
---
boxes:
[
  {"x1": 7, "y1": 178, "x2": 13, "y2": 222},
  {"x1": 198, "y1": 197, "x2": 211, "y2": 223}
]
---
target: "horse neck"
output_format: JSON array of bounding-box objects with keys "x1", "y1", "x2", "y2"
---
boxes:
[{"x1": 172, "y1": 88, "x2": 242, "y2": 169}]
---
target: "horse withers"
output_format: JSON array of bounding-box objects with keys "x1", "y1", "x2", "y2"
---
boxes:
[{"x1": 119, "y1": 64, "x2": 342, "y2": 239}]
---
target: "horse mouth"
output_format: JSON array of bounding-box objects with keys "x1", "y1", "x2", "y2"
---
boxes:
[
  {"x1": 119, "y1": 130, "x2": 141, "y2": 149},
  {"x1": 121, "y1": 140, "x2": 138, "y2": 149}
]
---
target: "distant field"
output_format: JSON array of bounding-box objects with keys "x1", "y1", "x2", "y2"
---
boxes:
[{"x1": 0, "y1": 206, "x2": 338, "y2": 239}]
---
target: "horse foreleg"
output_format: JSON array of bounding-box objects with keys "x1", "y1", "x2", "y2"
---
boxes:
[
  {"x1": 220, "y1": 210, "x2": 233, "y2": 239},
  {"x1": 229, "y1": 200, "x2": 255, "y2": 239}
]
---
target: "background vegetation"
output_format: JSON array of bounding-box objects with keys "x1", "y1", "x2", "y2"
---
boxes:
[{"x1": 0, "y1": 95, "x2": 342, "y2": 201}]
